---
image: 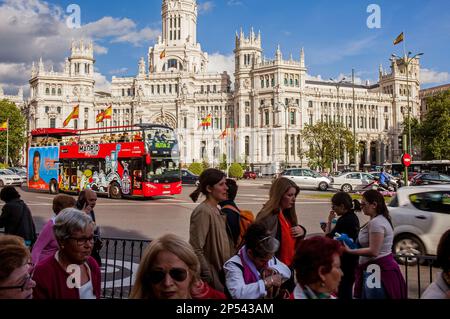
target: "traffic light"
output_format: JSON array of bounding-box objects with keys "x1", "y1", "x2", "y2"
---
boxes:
[{"x1": 398, "y1": 135, "x2": 404, "y2": 152}]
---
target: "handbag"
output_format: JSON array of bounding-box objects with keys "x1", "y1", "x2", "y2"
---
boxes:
[{"x1": 361, "y1": 270, "x2": 387, "y2": 299}]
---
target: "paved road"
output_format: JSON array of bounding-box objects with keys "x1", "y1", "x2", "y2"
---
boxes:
[{"x1": 17, "y1": 181, "x2": 362, "y2": 241}]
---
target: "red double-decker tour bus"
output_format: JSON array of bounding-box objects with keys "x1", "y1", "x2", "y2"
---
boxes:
[{"x1": 27, "y1": 124, "x2": 182, "y2": 198}]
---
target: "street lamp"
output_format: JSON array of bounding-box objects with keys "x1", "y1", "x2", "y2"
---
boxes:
[
  {"x1": 330, "y1": 77, "x2": 348, "y2": 172},
  {"x1": 276, "y1": 102, "x2": 289, "y2": 167},
  {"x1": 391, "y1": 52, "x2": 424, "y2": 156}
]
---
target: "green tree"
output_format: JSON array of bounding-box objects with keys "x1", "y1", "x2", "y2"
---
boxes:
[
  {"x1": 419, "y1": 91, "x2": 450, "y2": 160},
  {"x1": 219, "y1": 153, "x2": 228, "y2": 171},
  {"x1": 228, "y1": 163, "x2": 244, "y2": 179},
  {"x1": 188, "y1": 162, "x2": 204, "y2": 176},
  {"x1": 302, "y1": 122, "x2": 355, "y2": 171},
  {"x1": 0, "y1": 99, "x2": 27, "y2": 165}
]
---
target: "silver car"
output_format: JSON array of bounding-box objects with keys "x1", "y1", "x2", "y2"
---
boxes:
[
  {"x1": 389, "y1": 185, "x2": 450, "y2": 265},
  {"x1": 280, "y1": 168, "x2": 331, "y2": 191},
  {"x1": 0, "y1": 169, "x2": 23, "y2": 187},
  {"x1": 330, "y1": 172, "x2": 375, "y2": 193}
]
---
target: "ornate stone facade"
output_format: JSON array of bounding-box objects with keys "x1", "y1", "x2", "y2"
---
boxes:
[{"x1": 27, "y1": 0, "x2": 422, "y2": 173}]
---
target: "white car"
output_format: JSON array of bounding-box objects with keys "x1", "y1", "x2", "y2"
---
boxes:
[
  {"x1": 389, "y1": 185, "x2": 450, "y2": 264},
  {"x1": 280, "y1": 168, "x2": 331, "y2": 191},
  {"x1": 330, "y1": 172, "x2": 375, "y2": 193},
  {"x1": 0, "y1": 169, "x2": 23, "y2": 187}
]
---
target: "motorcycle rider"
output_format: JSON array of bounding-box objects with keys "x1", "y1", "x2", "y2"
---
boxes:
[{"x1": 379, "y1": 168, "x2": 391, "y2": 191}]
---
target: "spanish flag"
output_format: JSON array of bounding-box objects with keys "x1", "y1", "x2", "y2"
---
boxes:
[
  {"x1": 63, "y1": 105, "x2": 79, "y2": 127},
  {"x1": 160, "y1": 50, "x2": 166, "y2": 59},
  {"x1": 218, "y1": 126, "x2": 229, "y2": 140},
  {"x1": 96, "y1": 111, "x2": 105, "y2": 124},
  {"x1": 202, "y1": 114, "x2": 212, "y2": 127},
  {"x1": 0, "y1": 120, "x2": 8, "y2": 132},
  {"x1": 394, "y1": 32, "x2": 404, "y2": 46},
  {"x1": 103, "y1": 105, "x2": 112, "y2": 119}
]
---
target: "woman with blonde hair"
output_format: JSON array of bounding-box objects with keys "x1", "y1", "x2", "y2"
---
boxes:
[
  {"x1": 256, "y1": 178, "x2": 306, "y2": 267},
  {"x1": 130, "y1": 234, "x2": 224, "y2": 299}
]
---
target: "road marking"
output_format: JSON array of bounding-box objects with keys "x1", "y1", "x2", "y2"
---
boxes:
[{"x1": 37, "y1": 196, "x2": 54, "y2": 200}]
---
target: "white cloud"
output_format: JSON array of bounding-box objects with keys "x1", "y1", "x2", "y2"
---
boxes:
[
  {"x1": 227, "y1": 0, "x2": 244, "y2": 6},
  {"x1": 0, "y1": 0, "x2": 159, "y2": 96},
  {"x1": 93, "y1": 72, "x2": 111, "y2": 93},
  {"x1": 109, "y1": 68, "x2": 129, "y2": 75},
  {"x1": 207, "y1": 53, "x2": 235, "y2": 83},
  {"x1": 420, "y1": 68, "x2": 450, "y2": 84},
  {"x1": 198, "y1": 2, "x2": 214, "y2": 14},
  {"x1": 111, "y1": 27, "x2": 160, "y2": 46}
]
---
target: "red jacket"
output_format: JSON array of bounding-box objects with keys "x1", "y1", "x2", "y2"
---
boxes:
[{"x1": 33, "y1": 254, "x2": 101, "y2": 299}]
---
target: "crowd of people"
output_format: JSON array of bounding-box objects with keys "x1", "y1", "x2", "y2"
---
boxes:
[{"x1": 0, "y1": 170, "x2": 449, "y2": 300}]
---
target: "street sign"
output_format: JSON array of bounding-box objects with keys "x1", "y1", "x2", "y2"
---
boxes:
[{"x1": 402, "y1": 153, "x2": 412, "y2": 167}]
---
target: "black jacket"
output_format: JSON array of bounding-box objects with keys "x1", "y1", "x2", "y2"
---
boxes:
[{"x1": 0, "y1": 199, "x2": 37, "y2": 245}]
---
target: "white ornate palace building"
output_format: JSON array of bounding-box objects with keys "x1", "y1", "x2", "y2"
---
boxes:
[{"x1": 21, "y1": 0, "x2": 422, "y2": 173}]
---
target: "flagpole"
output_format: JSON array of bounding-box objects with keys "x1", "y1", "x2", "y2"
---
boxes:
[
  {"x1": 6, "y1": 118, "x2": 9, "y2": 166},
  {"x1": 402, "y1": 31, "x2": 407, "y2": 58}
]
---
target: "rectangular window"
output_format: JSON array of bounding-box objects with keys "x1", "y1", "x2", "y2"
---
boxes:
[
  {"x1": 201, "y1": 85, "x2": 204, "y2": 93},
  {"x1": 385, "y1": 119, "x2": 389, "y2": 130},
  {"x1": 290, "y1": 111, "x2": 296, "y2": 125},
  {"x1": 50, "y1": 118, "x2": 56, "y2": 128},
  {"x1": 84, "y1": 120, "x2": 88, "y2": 129},
  {"x1": 245, "y1": 114, "x2": 250, "y2": 127},
  {"x1": 151, "y1": 85, "x2": 154, "y2": 94},
  {"x1": 267, "y1": 135, "x2": 270, "y2": 157},
  {"x1": 265, "y1": 111, "x2": 270, "y2": 126},
  {"x1": 213, "y1": 85, "x2": 217, "y2": 93},
  {"x1": 157, "y1": 85, "x2": 160, "y2": 94},
  {"x1": 271, "y1": 77, "x2": 275, "y2": 87},
  {"x1": 261, "y1": 78, "x2": 264, "y2": 88}
]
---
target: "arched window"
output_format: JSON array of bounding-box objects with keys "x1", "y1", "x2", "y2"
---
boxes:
[
  {"x1": 168, "y1": 59, "x2": 178, "y2": 69},
  {"x1": 245, "y1": 136, "x2": 250, "y2": 157},
  {"x1": 57, "y1": 88, "x2": 62, "y2": 96},
  {"x1": 45, "y1": 88, "x2": 50, "y2": 95},
  {"x1": 51, "y1": 88, "x2": 56, "y2": 95}
]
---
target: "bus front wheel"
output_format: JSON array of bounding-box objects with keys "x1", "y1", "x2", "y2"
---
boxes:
[{"x1": 109, "y1": 183, "x2": 122, "y2": 199}]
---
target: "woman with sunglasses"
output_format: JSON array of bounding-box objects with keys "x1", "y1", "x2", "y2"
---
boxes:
[
  {"x1": 224, "y1": 223, "x2": 291, "y2": 299},
  {"x1": 345, "y1": 190, "x2": 406, "y2": 299},
  {"x1": 130, "y1": 234, "x2": 224, "y2": 299},
  {"x1": 189, "y1": 169, "x2": 235, "y2": 292},
  {"x1": 0, "y1": 235, "x2": 36, "y2": 299},
  {"x1": 32, "y1": 208, "x2": 101, "y2": 299},
  {"x1": 256, "y1": 178, "x2": 306, "y2": 267}
]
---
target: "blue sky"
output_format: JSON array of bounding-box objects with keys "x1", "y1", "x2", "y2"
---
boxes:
[{"x1": 0, "y1": 0, "x2": 449, "y2": 94}]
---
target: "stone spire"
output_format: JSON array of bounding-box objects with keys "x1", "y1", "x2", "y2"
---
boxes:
[
  {"x1": 31, "y1": 62, "x2": 36, "y2": 76},
  {"x1": 300, "y1": 47, "x2": 305, "y2": 68},
  {"x1": 138, "y1": 57, "x2": 146, "y2": 77},
  {"x1": 38, "y1": 57, "x2": 44, "y2": 73},
  {"x1": 275, "y1": 45, "x2": 282, "y2": 62}
]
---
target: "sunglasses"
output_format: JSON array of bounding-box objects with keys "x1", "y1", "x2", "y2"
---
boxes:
[{"x1": 147, "y1": 268, "x2": 188, "y2": 285}]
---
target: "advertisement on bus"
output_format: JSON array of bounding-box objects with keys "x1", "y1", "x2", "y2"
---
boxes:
[{"x1": 28, "y1": 147, "x2": 59, "y2": 191}]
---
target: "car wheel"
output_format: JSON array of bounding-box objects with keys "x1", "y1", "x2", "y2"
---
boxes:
[
  {"x1": 109, "y1": 182, "x2": 122, "y2": 199},
  {"x1": 318, "y1": 182, "x2": 328, "y2": 191},
  {"x1": 49, "y1": 180, "x2": 59, "y2": 195},
  {"x1": 393, "y1": 234, "x2": 426, "y2": 266},
  {"x1": 341, "y1": 184, "x2": 352, "y2": 193}
]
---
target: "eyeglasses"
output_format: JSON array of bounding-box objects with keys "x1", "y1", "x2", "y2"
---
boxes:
[
  {"x1": 147, "y1": 268, "x2": 188, "y2": 285},
  {"x1": 0, "y1": 263, "x2": 34, "y2": 292},
  {"x1": 68, "y1": 235, "x2": 98, "y2": 246},
  {"x1": 258, "y1": 236, "x2": 272, "y2": 244}
]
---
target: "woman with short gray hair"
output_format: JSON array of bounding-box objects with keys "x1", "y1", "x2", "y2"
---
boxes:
[{"x1": 32, "y1": 208, "x2": 101, "y2": 299}]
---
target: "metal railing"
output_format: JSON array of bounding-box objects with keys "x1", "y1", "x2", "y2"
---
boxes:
[{"x1": 98, "y1": 237, "x2": 439, "y2": 299}]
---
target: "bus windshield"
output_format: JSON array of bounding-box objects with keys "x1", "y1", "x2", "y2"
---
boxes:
[{"x1": 146, "y1": 157, "x2": 180, "y2": 183}]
